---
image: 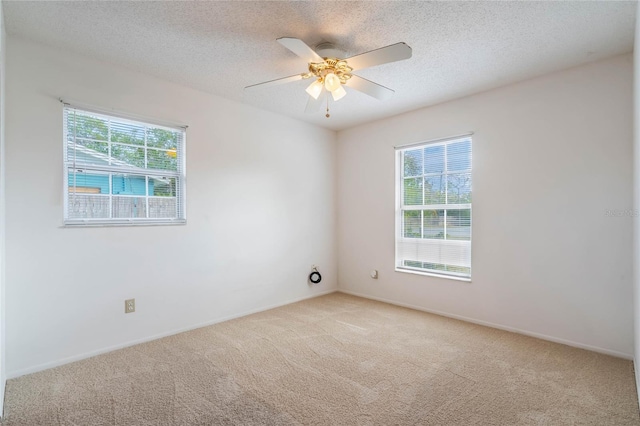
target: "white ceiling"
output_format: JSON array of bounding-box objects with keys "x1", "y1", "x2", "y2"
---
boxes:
[{"x1": 4, "y1": 1, "x2": 637, "y2": 131}]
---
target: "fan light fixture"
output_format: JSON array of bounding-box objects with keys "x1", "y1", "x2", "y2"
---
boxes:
[
  {"x1": 331, "y1": 85, "x2": 346, "y2": 101},
  {"x1": 303, "y1": 58, "x2": 353, "y2": 103},
  {"x1": 324, "y1": 73, "x2": 341, "y2": 92},
  {"x1": 305, "y1": 80, "x2": 324, "y2": 99}
]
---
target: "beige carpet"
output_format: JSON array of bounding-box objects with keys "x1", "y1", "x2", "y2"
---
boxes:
[{"x1": 2, "y1": 293, "x2": 638, "y2": 425}]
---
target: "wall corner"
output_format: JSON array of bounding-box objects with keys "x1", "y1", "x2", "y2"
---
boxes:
[{"x1": 633, "y1": 1, "x2": 640, "y2": 411}]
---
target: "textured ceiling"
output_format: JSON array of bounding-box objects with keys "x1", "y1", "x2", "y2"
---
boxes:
[{"x1": 4, "y1": 1, "x2": 637, "y2": 131}]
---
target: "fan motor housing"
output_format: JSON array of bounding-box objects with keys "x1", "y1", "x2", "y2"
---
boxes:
[{"x1": 315, "y1": 42, "x2": 346, "y2": 60}]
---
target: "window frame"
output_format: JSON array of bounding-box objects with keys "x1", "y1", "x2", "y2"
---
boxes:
[
  {"x1": 395, "y1": 135, "x2": 472, "y2": 281},
  {"x1": 62, "y1": 105, "x2": 187, "y2": 227}
]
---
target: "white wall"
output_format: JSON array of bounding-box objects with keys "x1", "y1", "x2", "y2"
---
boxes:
[
  {"x1": 633, "y1": 3, "x2": 640, "y2": 404},
  {"x1": 338, "y1": 54, "x2": 634, "y2": 357},
  {"x1": 5, "y1": 37, "x2": 337, "y2": 377},
  {"x1": 0, "y1": 0, "x2": 6, "y2": 417}
]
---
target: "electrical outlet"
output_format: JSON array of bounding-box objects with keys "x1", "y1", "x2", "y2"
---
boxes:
[{"x1": 125, "y1": 298, "x2": 135, "y2": 314}]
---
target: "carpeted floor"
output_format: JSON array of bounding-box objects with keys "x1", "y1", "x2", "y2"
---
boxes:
[{"x1": 2, "y1": 292, "x2": 639, "y2": 425}]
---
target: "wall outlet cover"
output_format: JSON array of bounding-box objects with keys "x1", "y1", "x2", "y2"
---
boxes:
[{"x1": 125, "y1": 298, "x2": 135, "y2": 313}]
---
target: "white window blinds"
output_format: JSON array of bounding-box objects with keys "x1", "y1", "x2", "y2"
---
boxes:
[
  {"x1": 396, "y1": 136, "x2": 472, "y2": 279},
  {"x1": 63, "y1": 106, "x2": 186, "y2": 225}
]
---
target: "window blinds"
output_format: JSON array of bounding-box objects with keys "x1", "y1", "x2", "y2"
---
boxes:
[
  {"x1": 396, "y1": 136, "x2": 472, "y2": 278},
  {"x1": 63, "y1": 106, "x2": 186, "y2": 225}
]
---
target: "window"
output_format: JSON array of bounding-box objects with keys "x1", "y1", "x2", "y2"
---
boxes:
[
  {"x1": 396, "y1": 136, "x2": 472, "y2": 279},
  {"x1": 63, "y1": 106, "x2": 186, "y2": 225}
]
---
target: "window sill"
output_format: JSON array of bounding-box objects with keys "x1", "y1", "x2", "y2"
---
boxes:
[
  {"x1": 395, "y1": 267, "x2": 471, "y2": 282},
  {"x1": 62, "y1": 219, "x2": 186, "y2": 228}
]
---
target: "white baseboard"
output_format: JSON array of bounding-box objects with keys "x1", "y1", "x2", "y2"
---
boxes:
[
  {"x1": 8, "y1": 289, "x2": 338, "y2": 379},
  {"x1": 338, "y1": 289, "x2": 633, "y2": 360}
]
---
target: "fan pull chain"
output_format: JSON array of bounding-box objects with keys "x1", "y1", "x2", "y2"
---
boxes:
[{"x1": 325, "y1": 96, "x2": 330, "y2": 118}]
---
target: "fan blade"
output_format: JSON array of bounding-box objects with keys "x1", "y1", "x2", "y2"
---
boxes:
[
  {"x1": 305, "y1": 92, "x2": 325, "y2": 114},
  {"x1": 244, "y1": 74, "x2": 304, "y2": 90},
  {"x1": 345, "y1": 75, "x2": 395, "y2": 101},
  {"x1": 345, "y1": 42, "x2": 412, "y2": 71},
  {"x1": 277, "y1": 37, "x2": 324, "y2": 64}
]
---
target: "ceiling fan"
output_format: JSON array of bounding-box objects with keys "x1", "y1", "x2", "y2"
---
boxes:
[{"x1": 245, "y1": 37, "x2": 412, "y2": 117}]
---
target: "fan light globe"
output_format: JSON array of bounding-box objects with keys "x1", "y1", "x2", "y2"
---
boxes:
[
  {"x1": 331, "y1": 85, "x2": 347, "y2": 101},
  {"x1": 324, "y1": 73, "x2": 341, "y2": 92},
  {"x1": 305, "y1": 80, "x2": 324, "y2": 99}
]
